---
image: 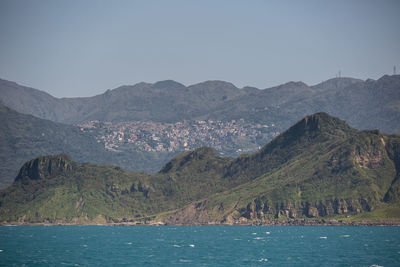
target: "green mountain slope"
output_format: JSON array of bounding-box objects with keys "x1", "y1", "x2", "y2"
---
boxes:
[
  {"x1": 0, "y1": 149, "x2": 234, "y2": 223},
  {"x1": 1, "y1": 113, "x2": 399, "y2": 224},
  {"x1": 176, "y1": 129, "x2": 399, "y2": 224},
  {"x1": 0, "y1": 104, "x2": 178, "y2": 188}
]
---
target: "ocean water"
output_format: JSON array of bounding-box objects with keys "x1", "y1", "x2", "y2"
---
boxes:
[{"x1": 0, "y1": 226, "x2": 399, "y2": 266}]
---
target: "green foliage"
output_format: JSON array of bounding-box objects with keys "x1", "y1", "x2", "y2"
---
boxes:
[
  {"x1": 0, "y1": 104, "x2": 178, "y2": 188},
  {"x1": 1, "y1": 112, "x2": 400, "y2": 223}
]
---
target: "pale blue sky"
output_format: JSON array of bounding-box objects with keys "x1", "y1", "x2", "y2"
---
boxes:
[{"x1": 0, "y1": 0, "x2": 399, "y2": 97}]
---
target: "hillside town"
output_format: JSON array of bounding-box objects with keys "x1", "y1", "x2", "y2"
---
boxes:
[{"x1": 77, "y1": 119, "x2": 280, "y2": 156}]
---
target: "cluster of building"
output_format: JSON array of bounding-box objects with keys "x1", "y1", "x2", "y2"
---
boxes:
[{"x1": 77, "y1": 119, "x2": 280, "y2": 156}]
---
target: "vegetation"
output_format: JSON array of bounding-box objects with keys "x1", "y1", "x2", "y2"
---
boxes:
[
  {"x1": 1, "y1": 112, "x2": 399, "y2": 224},
  {"x1": 0, "y1": 104, "x2": 178, "y2": 188}
]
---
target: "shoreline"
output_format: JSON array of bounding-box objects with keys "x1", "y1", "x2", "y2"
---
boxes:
[{"x1": 2, "y1": 219, "x2": 400, "y2": 226}]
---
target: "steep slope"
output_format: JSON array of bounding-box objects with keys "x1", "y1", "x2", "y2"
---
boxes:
[
  {"x1": 161, "y1": 114, "x2": 400, "y2": 224},
  {"x1": 0, "y1": 104, "x2": 177, "y2": 188},
  {"x1": 0, "y1": 155, "x2": 156, "y2": 223},
  {"x1": 0, "y1": 150, "x2": 234, "y2": 223},
  {"x1": 223, "y1": 112, "x2": 356, "y2": 185},
  {"x1": 1, "y1": 113, "x2": 399, "y2": 224},
  {"x1": 156, "y1": 147, "x2": 234, "y2": 204},
  {"x1": 186, "y1": 130, "x2": 399, "y2": 224}
]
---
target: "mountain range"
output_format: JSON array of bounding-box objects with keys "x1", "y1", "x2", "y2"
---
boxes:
[
  {"x1": 0, "y1": 75, "x2": 399, "y2": 189},
  {"x1": 1, "y1": 113, "x2": 399, "y2": 224},
  {"x1": 1, "y1": 75, "x2": 400, "y2": 133}
]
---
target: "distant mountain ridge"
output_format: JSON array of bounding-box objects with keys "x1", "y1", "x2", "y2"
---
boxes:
[
  {"x1": 1, "y1": 75, "x2": 399, "y2": 134},
  {"x1": 1, "y1": 113, "x2": 400, "y2": 225}
]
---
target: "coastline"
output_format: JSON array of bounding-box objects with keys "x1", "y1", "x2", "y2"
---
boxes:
[{"x1": 2, "y1": 219, "x2": 400, "y2": 226}]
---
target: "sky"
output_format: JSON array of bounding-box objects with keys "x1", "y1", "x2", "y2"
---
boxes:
[{"x1": 0, "y1": 0, "x2": 399, "y2": 98}]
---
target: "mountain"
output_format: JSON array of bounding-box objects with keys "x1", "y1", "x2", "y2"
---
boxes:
[
  {"x1": 1, "y1": 113, "x2": 399, "y2": 224},
  {"x1": 170, "y1": 114, "x2": 400, "y2": 224},
  {"x1": 1, "y1": 75, "x2": 399, "y2": 135},
  {"x1": 0, "y1": 104, "x2": 178, "y2": 188},
  {"x1": 0, "y1": 79, "x2": 75, "y2": 122},
  {"x1": 0, "y1": 78, "x2": 246, "y2": 124},
  {"x1": 202, "y1": 75, "x2": 400, "y2": 134}
]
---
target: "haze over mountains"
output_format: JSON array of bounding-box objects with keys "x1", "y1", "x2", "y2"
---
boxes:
[
  {"x1": 0, "y1": 75, "x2": 399, "y2": 189},
  {"x1": 1, "y1": 75, "x2": 399, "y2": 133}
]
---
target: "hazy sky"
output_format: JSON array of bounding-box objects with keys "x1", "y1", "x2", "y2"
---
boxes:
[{"x1": 0, "y1": 0, "x2": 399, "y2": 97}]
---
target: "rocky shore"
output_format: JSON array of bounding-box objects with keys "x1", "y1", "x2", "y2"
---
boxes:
[{"x1": 2, "y1": 219, "x2": 400, "y2": 226}]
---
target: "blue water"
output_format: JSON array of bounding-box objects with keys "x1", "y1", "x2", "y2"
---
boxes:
[{"x1": 0, "y1": 226, "x2": 399, "y2": 266}]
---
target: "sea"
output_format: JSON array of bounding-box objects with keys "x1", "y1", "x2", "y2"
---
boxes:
[{"x1": 0, "y1": 225, "x2": 399, "y2": 266}]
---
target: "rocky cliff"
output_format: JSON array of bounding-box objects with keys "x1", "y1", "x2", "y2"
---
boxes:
[{"x1": 1, "y1": 113, "x2": 400, "y2": 224}]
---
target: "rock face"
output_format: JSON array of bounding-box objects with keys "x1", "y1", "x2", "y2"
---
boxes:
[
  {"x1": 237, "y1": 198, "x2": 372, "y2": 221},
  {"x1": 1, "y1": 112, "x2": 400, "y2": 224},
  {"x1": 15, "y1": 154, "x2": 73, "y2": 181},
  {"x1": 163, "y1": 201, "x2": 211, "y2": 225}
]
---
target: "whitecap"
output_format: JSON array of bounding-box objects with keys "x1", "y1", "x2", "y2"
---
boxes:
[
  {"x1": 179, "y1": 259, "x2": 192, "y2": 263},
  {"x1": 189, "y1": 244, "x2": 195, "y2": 248},
  {"x1": 173, "y1": 245, "x2": 181, "y2": 247},
  {"x1": 319, "y1": 236, "x2": 327, "y2": 239},
  {"x1": 258, "y1": 258, "x2": 268, "y2": 262},
  {"x1": 252, "y1": 233, "x2": 257, "y2": 235},
  {"x1": 254, "y1": 237, "x2": 265, "y2": 240},
  {"x1": 340, "y1": 235, "x2": 350, "y2": 238},
  {"x1": 0, "y1": 250, "x2": 3, "y2": 252},
  {"x1": 233, "y1": 238, "x2": 242, "y2": 241},
  {"x1": 126, "y1": 242, "x2": 132, "y2": 245},
  {"x1": 265, "y1": 232, "x2": 270, "y2": 235},
  {"x1": 81, "y1": 245, "x2": 88, "y2": 247},
  {"x1": 370, "y1": 265, "x2": 383, "y2": 267}
]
